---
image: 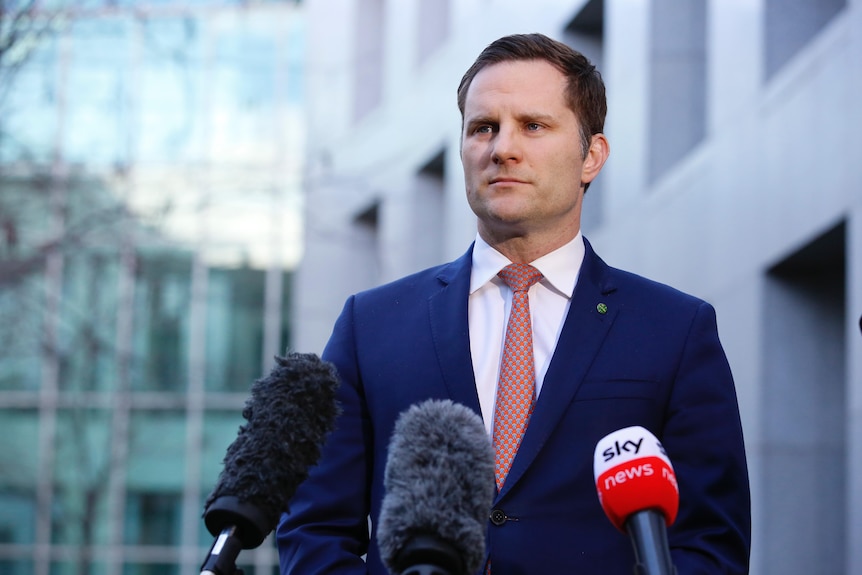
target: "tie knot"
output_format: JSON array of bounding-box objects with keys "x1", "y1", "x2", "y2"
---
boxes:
[{"x1": 498, "y1": 263, "x2": 543, "y2": 292}]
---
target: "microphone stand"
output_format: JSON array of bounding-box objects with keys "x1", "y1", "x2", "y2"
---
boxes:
[
  {"x1": 625, "y1": 510, "x2": 677, "y2": 575},
  {"x1": 201, "y1": 497, "x2": 272, "y2": 575},
  {"x1": 200, "y1": 525, "x2": 245, "y2": 575}
]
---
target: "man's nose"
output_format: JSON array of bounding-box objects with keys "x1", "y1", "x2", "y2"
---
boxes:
[{"x1": 491, "y1": 126, "x2": 522, "y2": 163}]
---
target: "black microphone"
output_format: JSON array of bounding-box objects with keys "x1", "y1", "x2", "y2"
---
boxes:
[
  {"x1": 377, "y1": 399, "x2": 495, "y2": 575},
  {"x1": 200, "y1": 352, "x2": 340, "y2": 575},
  {"x1": 593, "y1": 426, "x2": 679, "y2": 575}
]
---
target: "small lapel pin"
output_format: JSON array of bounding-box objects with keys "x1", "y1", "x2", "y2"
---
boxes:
[{"x1": 596, "y1": 302, "x2": 608, "y2": 314}]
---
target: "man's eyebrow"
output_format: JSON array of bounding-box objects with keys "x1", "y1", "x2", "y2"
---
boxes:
[
  {"x1": 464, "y1": 114, "x2": 496, "y2": 125},
  {"x1": 514, "y1": 111, "x2": 557, "y2": 124},
  {"x1": 465, "y1": 111, "x2": 558, "y2": 126}
]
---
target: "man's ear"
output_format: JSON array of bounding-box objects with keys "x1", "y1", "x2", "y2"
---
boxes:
[{"x1": 581, "y1": 133, "x2": 610, "y2": 186}]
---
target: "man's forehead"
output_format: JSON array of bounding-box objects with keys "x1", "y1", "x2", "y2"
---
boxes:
[
  {"x1": 465, "y1": 60, "x2": 565, "y2": 99},
  {"x1": 462, "y1": 60, "x2": 571, "y2": 118}
]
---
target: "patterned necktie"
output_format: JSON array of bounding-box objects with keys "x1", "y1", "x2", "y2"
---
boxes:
[{"x1": 492, "y1": 263, "x2": 544, "y2": 490}]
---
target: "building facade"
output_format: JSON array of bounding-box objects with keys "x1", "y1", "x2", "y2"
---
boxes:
[
  {"x1": 0, "y1": 1, "x2": 304, "y2": 574},
  {"x1": 295, "y1": 1, "x2": 862, "y2": 574}
]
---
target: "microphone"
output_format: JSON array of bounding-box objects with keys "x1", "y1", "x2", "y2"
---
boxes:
[
  {"x1": 377, "y1": 399, "x2": 495, "y2": 575},
  {"x1": 200, "y1": 352, "x2": 340, "y2": 575},
  {"x1": 593, "y1": 426, "x2": 679, "y2": 575}
]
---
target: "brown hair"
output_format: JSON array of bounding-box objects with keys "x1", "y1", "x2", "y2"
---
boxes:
[{"x1": 457, "y1": 33, "x2": 606, "y2": 158}]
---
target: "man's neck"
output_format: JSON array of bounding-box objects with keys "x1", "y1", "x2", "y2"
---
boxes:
[{"x1": 477, "y1": 224, "x2": 581, "y2": 264}]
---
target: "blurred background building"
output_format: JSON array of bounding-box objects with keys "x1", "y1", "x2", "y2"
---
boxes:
[
  {"x1": 295, "y1": 1, "x2": 862, "y2": 574},
  {"x1": 0, "y1": 1, "x2": 303, "y2": 574},
  {"x1": 2, "y1": 0, "x2": 861, "y2": 574}
]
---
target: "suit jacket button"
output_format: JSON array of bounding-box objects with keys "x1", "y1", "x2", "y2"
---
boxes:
[{"x1": 489, "y1": 509, "x2": 507, "y2": 526}]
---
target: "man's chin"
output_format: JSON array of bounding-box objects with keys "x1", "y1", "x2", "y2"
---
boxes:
[
  {"x1": 487, "y1": 206, "x2": 533, "y2": 227},
  {"x1": 478, "y1": 212, "x2": 532, "y2": 238}
]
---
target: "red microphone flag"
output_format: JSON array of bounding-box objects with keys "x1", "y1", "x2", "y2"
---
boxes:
[{"x1": 593, "y1": 426, "x2": 679, "y2": 532}]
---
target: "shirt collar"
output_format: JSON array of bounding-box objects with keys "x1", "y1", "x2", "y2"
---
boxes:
[{"x1": 470, "y1": 231, "x2": 585, "y2": 298}]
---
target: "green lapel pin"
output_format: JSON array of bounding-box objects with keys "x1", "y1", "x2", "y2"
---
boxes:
[{"x1": 596, "y1": 302, "x2": 608, "y2": 314}]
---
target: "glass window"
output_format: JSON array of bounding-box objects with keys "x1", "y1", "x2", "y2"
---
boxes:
[
  {"x1": 0, "y1": 492, "x2": 36, "y2": 545},
  {"x1": 0, "y1": 410, "x2": 40, "y2": 507},
  {"x1": 58, "y1": 250, "x2": 121, "y2": 393},
  {"x1": 124, "y1": 491, "x2": 182, "y2": 546},
  {"x1": 205, "y1": 266, "x2": 266, "y2": 392},
  {"x1": 64, "y1": 17, "x2": 133, "y2": 167},
  {"x1": 1, "y1": 558, "x2": 34, "y2": 575},
  {"x1": 138, "y1": 16, "x2": 204, "y2": 164},
  {"x1": 0, "y1": 275, "x2": 43, "y2": 391},
  {"x1": 127, "y1": 410, "x2": 187, "y2": 491},
  {"x1": 122, "y1": 562, "x2": 178, "y2": 575},
  {"x1": 50, "y1": 561, "x2": 108, "y2": 575},
  {"x1": 51, "y1": 409, "x2": 112, "y2": 546},
  {"x1": 132, "y1": 251, "x2": 193, "y2": 392}
]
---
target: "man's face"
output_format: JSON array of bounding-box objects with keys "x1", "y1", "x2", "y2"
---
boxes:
[{"x1": 460, "y1": 59, "x2": 603, "y2": 245}]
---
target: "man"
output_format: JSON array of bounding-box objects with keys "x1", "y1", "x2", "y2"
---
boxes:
[{"x1": 277, "y1": 33, "x2": 750, "y2": 574}]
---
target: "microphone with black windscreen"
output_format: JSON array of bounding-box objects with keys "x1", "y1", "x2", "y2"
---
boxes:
[
  {"x1": 594, "y1": 425, "x2": 679, "y2": 575},
  {"x1": 377, "y1": 399, "x2": 496, "y2": 575},
  {"x1": 200, "y1": 352, "x2": 340, "y2": 575}
]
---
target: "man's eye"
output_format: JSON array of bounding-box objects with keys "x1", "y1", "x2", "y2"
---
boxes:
[
  {"x1": 526, "y1": 123, "x2": 542, "y2": 131},
  {"x1": 474, "y1": 125, "x2": 493, "y2": 134}
]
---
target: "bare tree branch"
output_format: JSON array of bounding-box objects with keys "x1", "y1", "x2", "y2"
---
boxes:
[{"x1": 0, "y1": 0, "x2": 65, "y2": 105}]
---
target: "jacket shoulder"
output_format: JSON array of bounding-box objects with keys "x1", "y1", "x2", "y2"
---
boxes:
[{"x1": 352, "y1": 249, "x2": 472, "y2": 304}]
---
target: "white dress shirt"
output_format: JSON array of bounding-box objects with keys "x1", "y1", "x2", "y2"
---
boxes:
[{"x1": 468, "y1": 232, "x2": 586, "y2": 435}]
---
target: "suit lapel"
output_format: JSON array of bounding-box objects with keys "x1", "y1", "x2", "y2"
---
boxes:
[
  {"x1": 428, "y1": 246, "x2": 483, "y2": 415},
  {"x1": 497, "y1": 239, "x2": 619, "y2": 499}
]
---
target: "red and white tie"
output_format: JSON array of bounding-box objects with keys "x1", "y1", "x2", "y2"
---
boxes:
[{"x1": 491, "y1": 263, "x2": 543, "y2": 490}]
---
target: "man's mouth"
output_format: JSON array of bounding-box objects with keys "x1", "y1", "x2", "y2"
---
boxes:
[{"x1": 489, "y1": 177, "x2": 527, "y2": 185}]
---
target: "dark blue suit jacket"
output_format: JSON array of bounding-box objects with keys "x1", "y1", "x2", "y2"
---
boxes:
[{"x1": 277, "y1": 239, "x2": 751, "y2": 574}]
